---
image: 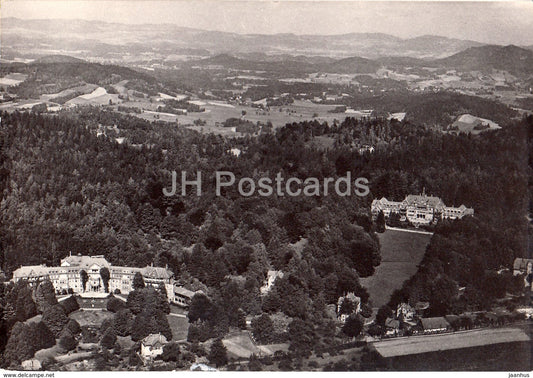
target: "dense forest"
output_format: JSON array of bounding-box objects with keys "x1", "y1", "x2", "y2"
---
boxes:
[{"x1": 0, "y1": 108, "x2": 530, "y2": 362}]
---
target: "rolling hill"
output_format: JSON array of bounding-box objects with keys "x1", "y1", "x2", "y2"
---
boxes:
[{"x1": 435, "y1": 45, "x2": 533, "y2": 76}]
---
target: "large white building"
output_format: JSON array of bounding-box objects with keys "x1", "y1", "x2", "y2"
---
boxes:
[
  {"x1": 11, "y1": 254, "x2": 175, "y2": 300},
  {"x1": 371, "y1": 192, "x2": 474, "y2": 226}
]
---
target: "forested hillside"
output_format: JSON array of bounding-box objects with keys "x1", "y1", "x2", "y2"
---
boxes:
[{"x1": 0, "y1": 109, "x2": 530, "y2": 358}]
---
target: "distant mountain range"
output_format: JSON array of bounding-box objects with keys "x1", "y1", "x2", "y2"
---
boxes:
[
  {"x1": 190, "y1": 45, "x2": 533, "y2": 77},
  {"x1": 1, "y1": 17, "x2": 485, "y2": 60}
]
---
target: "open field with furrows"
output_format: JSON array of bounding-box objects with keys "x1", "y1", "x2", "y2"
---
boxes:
[
  {"x1": 373, "y1": 327, "x2": 530, "y2": 359},
  {"x1": 360, "y1": 229, "x2": 431, "y2": 309}
]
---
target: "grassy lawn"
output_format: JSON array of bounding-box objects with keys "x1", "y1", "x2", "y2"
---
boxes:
[
  {"x1": 167, "y1": 314, "x2": 189, "y2": 341},
  {"x1": 388, "y1": 340, "x2": 532, "y2": 371},
  {"x1": 70, "y1": 309, "x2": 114, "y2": 327},
  {"x1": 360, "y1": 229, "x2": 431, "y2": 309}
]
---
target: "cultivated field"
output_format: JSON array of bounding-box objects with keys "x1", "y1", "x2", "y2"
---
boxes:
[
  {"x1": 360, "y1": 229, "x2": 431, "y2": 309},
  {"x1": 120, "y1": 99, "x2": 345, "y2": 133}
]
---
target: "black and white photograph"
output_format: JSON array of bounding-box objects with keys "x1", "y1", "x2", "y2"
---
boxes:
[{"x1": 0, "y1": 0, "x2": 532, "y2": 373}]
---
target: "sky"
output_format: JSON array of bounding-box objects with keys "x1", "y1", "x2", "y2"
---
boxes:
[{"x1": 2, "y1": 0, "x2": 533, "y2": 45}]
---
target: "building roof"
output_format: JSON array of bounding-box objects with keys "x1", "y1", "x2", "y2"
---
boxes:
[
  {"x1": 513, "y1": 258, "x2": 533, "y2": 271},
  {"x1": 385, "y1": 318, "x2": 400, "y2": 329},
  {"x1": 421, "y1": 317, "x2": 450, "y2": 330},
  {"x1": 404, "y1": 194, "x2": 445, "y2": 209},
  {"x1": 174, "y1": 286, "x2": 196, "y2": 298},
  {"x1": 61, "y1": 254, "x2": 110, "y2": 269},
  {"x1": 12, "y1": 265, "x2": 49, "y2": 278},
  {"x1": 415, "y1": 301, "x2": 430, "y2": 311},
  {"x1": 141, "y1": 266, "x2": 173, "y2": 280},
  {"x1": 444, "y1": 315, "x2": 460, "y2": 325},
  {"x1": 142, "y1": 333, "x2": 167, "y2": 347}
]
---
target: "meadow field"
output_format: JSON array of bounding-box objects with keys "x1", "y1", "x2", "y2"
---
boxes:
[
  {"x1": 360, "y1": 229, "x2": 432, "y2": 309},
  {"x1": 386, "y1": 339, "x2": 532, "y2": 371}
]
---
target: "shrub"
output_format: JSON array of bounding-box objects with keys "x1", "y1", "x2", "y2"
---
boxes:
[
  {"x1": 107, "y1": 297, "x2": 126, "y2": 313},
  {"x1": 42, "y1": 304, "x2": 69, "y2": 338},
  {"x1": 60, "y1": 296, "x2": 80, "y2": 315},
  {"x1": 59, "y1": 329, "x2": 78, "y2": 352},
  {"x1": 100, "y1": 328, "x2": 117, "y2": 350},
  {"x1": 66, "y1": 319, "x2": 81, "y2": 335},
  {"x1": 208, "y1": 338, "x2": 228, "y2": 367},
  {"x1": 81, "y1": 326, "x2": 98, "y2": 343}
]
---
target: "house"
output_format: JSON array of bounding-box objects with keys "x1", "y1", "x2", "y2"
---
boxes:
[
  {"x1": 260, "y1": 270, "x2": 284, "y2": 295},
  {"x1": 385, "y1": 318, "x2": 400, "y2": 336},
  {"x1": 420, "y1": 317, "x2": 450, "y2": 334},
  {"x1": 21, "y1": 359, "x2": 41, "y2": 371},
  {"x1": 371, "y1": 191, "x2": 473, "y2": 226},
  {"x1": 190, "y1": 363, "x2": 217, "y2": 372},
  {"x1": 140, "y1": 333, "x2": 167, "y2": 361},
  {"x1": 513, "y1": 258, "x2": 533, "y2": 276},
  {"x1": 336, "y1": 292, "x2": 361, "y2": 322},
  {"x1": 396, "y1": 303, "x2": 416, "y2": 322},
  {"x1": 173, "y1": 286, "x2": 196, "y2": 307},
  {"x1": 358, "y1": 145, "x2": 375, "y2": 155}
]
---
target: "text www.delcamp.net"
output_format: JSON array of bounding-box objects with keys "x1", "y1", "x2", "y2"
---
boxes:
[{"x1": 3, "y1": 373, "x2": 54, "y2": 378}]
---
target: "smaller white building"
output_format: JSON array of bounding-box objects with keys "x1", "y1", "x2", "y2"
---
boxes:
[
  {"x1": 260, "y1": 270, "x2": 284, "y2": 295},
  {"x1": 140, "y1": 333, "x2": 167, "y2": 361}
]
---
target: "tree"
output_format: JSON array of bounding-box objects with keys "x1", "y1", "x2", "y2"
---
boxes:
[
  {"x1": 42, "y1": 304, "x2": 69, "y2": 338},
  {"x1": 132, "y1": 272, "x2": 145, "y2": 290},
  {"x1": 342, "y1": 315, "x2": 363, "y2": 339},
  {"x1": 208, "y1": 338, "x2": 228, "y2": 367},
  {"x1": 237, "y1": 308, "x2": 247, "y2": 330},
  {"x1": 59, "y1": 329, "x2": 78, "y2": 352},
  {"x1": 251, "y1": 314, "x2": 274, "y2": 344},
  {"x1": 60, "y1": 295, "x2": 80, "y2": 315},
  {"x1": 66, "y1": 319, "x2": 81, "y2": 335},
  {"x1": 100, "y1": 267, "x2": 111, "y2": 293},
  {"x1": 159, "y1": 342, "x2": 180, "y2": 362},
  {"x1": 338, "y1": 298, "x2": 355, "y2": 315},
  {"x1": 80, "y1": 270, "x2": 88, "y2": 292},
  {"x1": 31, "y1": 321, "x2": 56, "y2": 351},
  {"x1": 100, "y1": 327, "x2": 117, "y2": 349},
  {"x1": 126, "y1": 289, "x2": 144, "y2": 314},
  {"x1": 188, "y1": 293, "x2": 213, "y2": 323},
  {"x1": 107, "y1": 297, "x2": 126, "y2": 313},
  {"x1": 375, "y1": 305, "x2": 393, "y2": 327},
  {"x1": 288, "y1": 319, "x2": 315, "y2": 358},
  {"x1": 3, "y1": 322, "x2": 36, "y2": 366},
  {"x1": 34, "y1": 279, "x2": 58, "y2": 312},
  {"x1": 376, "y1": 211, "x2": 386, "y2": 233},
  {"x1": 113, "y1": 309, "x2": 134, "y2": 336}
]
